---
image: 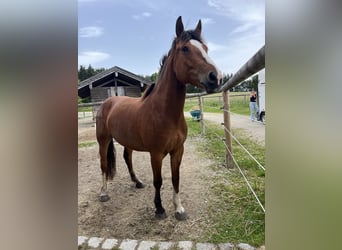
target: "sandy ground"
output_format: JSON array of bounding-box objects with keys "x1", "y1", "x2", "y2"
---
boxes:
[{"x1": 78, "y1": 112, "x2": 265, "y2": 241}]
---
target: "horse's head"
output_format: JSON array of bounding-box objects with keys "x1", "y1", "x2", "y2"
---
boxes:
[{"x1": 171, "y1": 16, "x2": 221, "y2": 94}]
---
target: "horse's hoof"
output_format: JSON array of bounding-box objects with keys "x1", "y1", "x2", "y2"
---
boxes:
[
  {"x1": 175, "y1": 212, "x2": 188, "y2": 221},
  {"x1": 155, "y1": 212, "x2": 167, "y2": 220},
  {"x1": 99, "y1": 194, "x2": 110, "y2": 202},
  {"x1": 136, "y1": 182, "x2": 145, "y2": 189}
]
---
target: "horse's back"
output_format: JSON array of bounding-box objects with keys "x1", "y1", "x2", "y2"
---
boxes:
[{"x1": 97, "y1": 96, "x2": 139, "y2": 117}]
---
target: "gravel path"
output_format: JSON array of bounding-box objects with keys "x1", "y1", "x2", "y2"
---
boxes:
[{"x1": 184, "y1": 112, "x2": 265, "y2": 146}]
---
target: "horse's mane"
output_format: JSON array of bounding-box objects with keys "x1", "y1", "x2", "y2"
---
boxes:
[
  {"x1": 141, "y1": 55, "x2": 166, "y2": 100},
  {"x1": 142, "y1": 30, "x2": 203, "y2": 100},
  {"x1": 142, "y1": 83, "x2": 155, "y2": 99}
]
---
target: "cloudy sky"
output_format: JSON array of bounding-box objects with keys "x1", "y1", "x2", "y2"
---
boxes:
[{"x1": 78, "y1": 0, "x2": 265, "y2": 76}]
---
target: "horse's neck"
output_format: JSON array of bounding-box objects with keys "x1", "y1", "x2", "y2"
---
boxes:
[{"x1": 152, "y1": 66, "x2": 186, "y2": 118}]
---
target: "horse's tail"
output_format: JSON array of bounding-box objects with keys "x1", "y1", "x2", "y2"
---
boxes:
[
  {"x1": 106, "y1": 139, "x2": 116, "y2": 180},
  {"x1": 96, "y1": 99, "x2": 116, "y2": 180}
]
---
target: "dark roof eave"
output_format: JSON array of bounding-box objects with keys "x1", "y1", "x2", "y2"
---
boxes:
[{"x1": 78, "y1": 66, "x2": 152, "y2": 90}]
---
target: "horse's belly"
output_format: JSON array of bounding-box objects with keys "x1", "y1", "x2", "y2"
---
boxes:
[
  {"x1": 110, "y1": 126, "x2": 147, "y2": 151},
  {"x1": 115, "y1": 137, "x2": 147, "y2": 151},
  {"x1": 110, "y1": 126, "x2": 185, "y2": 153}
]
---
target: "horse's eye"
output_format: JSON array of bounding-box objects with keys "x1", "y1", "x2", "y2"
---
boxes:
[{"x1": 182, "y1": 46, "x2": 189, "y2": 52}]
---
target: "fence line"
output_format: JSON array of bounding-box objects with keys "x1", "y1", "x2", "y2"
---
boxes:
[
  {"x1": 200, "y1": 117, "x2": 265, "y2": 213},
  {"x1": 222, "y1": 140, "x2": 265, "y2": 213},
  {"x1": 222, "y1": 125, "x2": 265, "y2": 171},
  {"x1": 78, "y1": 101, "x2": 103, "y2": 107},
  {"x1": 188, "y1": 84, "x2": 265, "y2": 213},
  {"x1": 189, "y1": 101, "x2": 265, "y2": 172}
]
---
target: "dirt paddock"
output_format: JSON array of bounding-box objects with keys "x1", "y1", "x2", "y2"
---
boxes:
[
  {"x1": 78, "y1": 113, "x2": 264, "y2": 241},
  {"x1": 78, "y1": 120, "x2": 219, "y2": 241}
]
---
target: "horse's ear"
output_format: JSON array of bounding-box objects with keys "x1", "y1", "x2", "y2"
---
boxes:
[
  {"x1": 195, "y1": 19, "x2": 202, "y2": 36},
  {"x1": 176, "y1": 16, "x2": 184, "y2": 37}
]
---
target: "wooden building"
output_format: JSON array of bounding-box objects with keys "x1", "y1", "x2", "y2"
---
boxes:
[{"x1": 78, "y1": 66, "x2": 152, "y2": 102}]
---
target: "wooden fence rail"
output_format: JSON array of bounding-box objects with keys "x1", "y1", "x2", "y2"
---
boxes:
[{"x1": 220, "y1": 45, "x2": 265, "y2": 168}]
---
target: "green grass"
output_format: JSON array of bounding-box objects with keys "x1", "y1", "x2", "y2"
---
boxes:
[
  {"x1": 185, "y1": 92, "x2": 250, "y2": 116},
  {"x1": 78, "y1": 107, "x2": 92, "y2": 112},
  {"x1": 186, "y1": 118, "x2": 265, "y2": 247},
  {"x1": 78, "y1": 141, "x2": 97, "y2": 148}
]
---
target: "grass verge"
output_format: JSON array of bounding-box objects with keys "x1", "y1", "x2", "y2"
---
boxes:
[
  {"x1": 186, "y1": 118, "x2": 265, "y2": 247},
  {"x1": 185, "y1": 92, "x2": 250, "y2": 116},
  {"x1": 78, "y1": 141, "x2": 97, "y2": 148}
]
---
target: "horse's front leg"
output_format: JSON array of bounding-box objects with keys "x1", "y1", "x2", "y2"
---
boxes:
[
  {"x1": 170, "y1": 145, "x2": 188, "y2": 220},
  {"x1": 150, "y1": 153, "x2": 167, "y2": 219}
]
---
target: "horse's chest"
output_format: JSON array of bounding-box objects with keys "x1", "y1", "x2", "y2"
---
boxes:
[{"x1": 154, "y1": 124, "x2": 187, "y2": 148}]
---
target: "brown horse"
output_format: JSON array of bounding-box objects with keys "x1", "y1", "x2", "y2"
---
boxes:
[{"x1": 96, "y1": 16, "x2": 220, "y2": 220}]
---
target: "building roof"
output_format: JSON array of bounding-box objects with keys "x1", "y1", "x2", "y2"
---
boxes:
[{"x1": 78, "y1": 66, "x2": 152, "y2": 98}]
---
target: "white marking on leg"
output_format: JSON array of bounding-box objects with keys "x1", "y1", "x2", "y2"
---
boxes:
[
  {"x1": 189, "y1": 39, "x2": 221, "y2": 74},
  {"x1": 100, "y1": 174, "x2": 107, "y2": 196},
  {"x1": 173, "y1": 191, "x2": 185, "y2": 214}
]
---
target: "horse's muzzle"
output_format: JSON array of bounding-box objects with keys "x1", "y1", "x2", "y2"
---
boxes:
[{"x1": 203, "y1": 71, "x2": 219, "y2": 93}]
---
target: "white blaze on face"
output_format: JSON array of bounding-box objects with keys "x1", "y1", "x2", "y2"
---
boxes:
[{"x1": 189, "y1": 39, "x2": 221, "y2": 78}]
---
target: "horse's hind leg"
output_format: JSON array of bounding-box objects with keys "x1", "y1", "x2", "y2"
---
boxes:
[
  {"x1": 96, "y1": 105, "x2": 116, "y2": 202},
  {"x1": 98, "y1": 138, "x2": 116, "y2": 202},
  {"x1": 170, "y1": 145, "x2": 187, "y2": 220},
  {"x1": 98, "y1": 141, "x2": 110, "y2": 202},
  {"x1": 123, "y1": 147, "x2": 144, "y2": 188}
]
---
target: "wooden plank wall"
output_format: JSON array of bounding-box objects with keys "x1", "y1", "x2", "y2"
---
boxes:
[{"x1": 90, "y1": 86, "x2": 141, "y2": 103}]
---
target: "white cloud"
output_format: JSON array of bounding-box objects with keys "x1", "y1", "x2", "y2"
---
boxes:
[
  {"x1": 208, "y1": 0, "x2": 264, "y2": 22},
  {"x1": 78, "y1": 51, "x2": 110, "y2": 66},
  {"x1": 201, "y1": 18, "x2": 215, "y2": 25},
  {"x1": 79, "y1": 26, "x2": 104, "y2": 38},
  {"x1": 142, "y1": 12, "x2": 151, "y2": 17},
  {"x1": 209, "y1": 31, "x2": 264, "y2": 74},
  {"x1": 207, "y1": 41, "x2": 227, "y2": 52},
  {"x1": 207, "y1": 0, "x2": 220, "y2": 9},
  {"x1": 206, "y1": 0, "x2": 265, "y2": 74},
  {"x1": 231, "y1": 22, "x2": 256, "y2": 34},
  {"x1": 132, "y1": 12, "x2": 152, "y2": 20}
]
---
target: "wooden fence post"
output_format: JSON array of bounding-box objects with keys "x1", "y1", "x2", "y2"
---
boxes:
[
  {"x1": 223, "y1": 91, "x2": 234, "y2": 168},
  {"x1": 199, "y1": 96, "x2": 205, "y2": 135}
]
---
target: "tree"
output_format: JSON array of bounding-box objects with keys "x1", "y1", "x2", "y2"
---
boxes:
[
  {"x1": 222, "y1": 72, "x2": 233, "y2": 85},
  {"x1": 78, "y1": 65, "x2": 106, "y2": 82},
  {"x1": 78, "y1": 65, "x2": 87, "y2": 82},
  {"x1": 141, "y1": 72, "x2": 159, "y2": 82},
  {"x1": 86, "y1": 65, "x2": 95, "y2": 79},
  {"x1": 230, "y1": 74, "x2": 259, "y2": 92},
  {"x1": 186, "y1": 84, "x2": 202, "y2": 93},
  {"x1": 95, "y1": 67, "x2": 106, "y2": 74},
  {"x1": 251, "y1": 74, "x2": 259, "y2": 91},
  {"x1": 150, "y1": 72, "x2": 159, "y2": 82}
]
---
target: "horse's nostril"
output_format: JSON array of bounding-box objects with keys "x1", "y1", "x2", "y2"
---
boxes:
[{"x1": 208, "y1": 72, "x2": 217, "y2": 83}]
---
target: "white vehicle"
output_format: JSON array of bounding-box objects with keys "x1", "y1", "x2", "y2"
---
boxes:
[{"x1": 257, "y1": 69, "x2": 266, "y2": 123}]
